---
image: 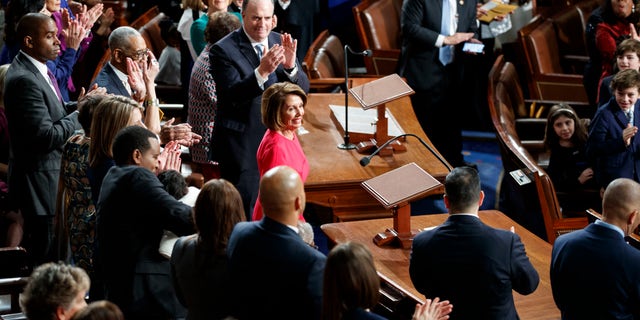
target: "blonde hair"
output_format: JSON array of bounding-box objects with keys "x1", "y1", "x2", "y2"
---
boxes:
[{"x1": 89, "y1": 95, "x2": 143, "y2": 167}]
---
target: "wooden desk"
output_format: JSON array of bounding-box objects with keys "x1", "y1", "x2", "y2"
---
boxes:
[
  {"x1": 301, "y1": 93, "x2": 450, "y2": 221},
  {"x1": 321, "y1": 210, "x2": 560, "y2": 320}
]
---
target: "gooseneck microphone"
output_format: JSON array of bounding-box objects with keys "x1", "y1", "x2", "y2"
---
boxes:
[
  {"x1": 338, "y1": 45, "x2": 373, "y2": 150},
  {"x1": 359, "y1": 133, "x2": 454, "y2": 171}
]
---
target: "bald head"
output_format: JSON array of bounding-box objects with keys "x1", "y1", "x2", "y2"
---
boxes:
[
  {"x1": 602, "y1": 178, "x2": 640, "y2": 231},
  {"x1": 259, "y1": 166, "x2": 305, "y2": 224}
]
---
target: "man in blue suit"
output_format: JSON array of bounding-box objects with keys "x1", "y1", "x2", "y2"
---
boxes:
[
  {"x1": 409, "y1": 167, "x2": 539, "y2": 319},
  {"x1": 551, "y1": 178, "x2": 640, "y2": 319},
  {"x1": 209, "y1": 0, "x2": 309, "y2": 219},
  {"x1": 227, "y1": 165, "x2": 325, "y2": 320},
  {"x1": 587, "y1": 69, "x2": 640, "y2": 189}
]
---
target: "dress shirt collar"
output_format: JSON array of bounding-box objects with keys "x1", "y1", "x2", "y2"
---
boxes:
[
  {"x1": 450, "y1": 213, "x2": 480, "y2": 219},
  {"x1": 242, "y1": 27, "x2": 269, "y2": 54},
  {"x1": 594, "y1": 219, "x2": 625, "y2": 237},
  {"x1": 21, "y1": 50, "x2": 49, "y2": 81},
  {"x1": 109, "y1": 62, "x2": 128, "y2": 83}
]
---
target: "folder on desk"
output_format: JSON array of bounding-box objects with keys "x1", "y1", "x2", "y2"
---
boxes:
[
  {"x1": 362, "y1": 162, "x2": 442, "y2": 209},
  {"x1": 349, "y1": 73, "x2": 414, "y2": 110}
]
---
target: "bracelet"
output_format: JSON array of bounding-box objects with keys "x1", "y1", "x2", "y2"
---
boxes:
[{"x1": 144, "y1": 98, "x2": 160, "y2": 108}]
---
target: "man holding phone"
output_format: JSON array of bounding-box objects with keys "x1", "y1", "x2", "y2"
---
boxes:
[{"x1": 399, "y1": 0, "x2": 481, "y2": 168}]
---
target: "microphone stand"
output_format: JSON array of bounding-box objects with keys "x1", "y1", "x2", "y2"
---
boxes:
[
  {"x1": 360, "y1": 133, "x2": 454, "y2": 171},
  {"x1": 338, "y1": 45, "x2": 372, "y2": 150}
]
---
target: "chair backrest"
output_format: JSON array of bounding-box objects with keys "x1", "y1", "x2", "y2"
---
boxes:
[
  {"x1": 139, "y1": 12, "x2": 168, "y2": 59},
  {"x1": 494, "y1": 57, "x2": 529, "y2": 119},
  {"x1": 353, "y1": 0, "x2": 402, "y2": 51},
  {"x1": 303, "y1": 30, "x2": 346, "y2": 79},
  {"x1": 550, "y1": 6, "x2": 587, "y2": 57},
  {"x1": 523, "y1": 18, "x2": 564, "y2": 75}
]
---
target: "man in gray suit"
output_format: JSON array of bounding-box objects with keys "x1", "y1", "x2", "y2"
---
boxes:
[{"x1": 4, "y1": 13, "x2": 100, "y2": 263}]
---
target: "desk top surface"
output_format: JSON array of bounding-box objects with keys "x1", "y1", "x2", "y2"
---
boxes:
[
  {"x1": 300, "y1": 93, "x2": 451, "y2": 187},
  {"x1": 321, "y1": 210, "x2": 560, "y2": 320}
]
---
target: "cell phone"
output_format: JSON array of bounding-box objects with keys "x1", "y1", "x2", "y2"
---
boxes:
[{"x1": 462, "y1": 42, "x2": 485, "y2": 53}]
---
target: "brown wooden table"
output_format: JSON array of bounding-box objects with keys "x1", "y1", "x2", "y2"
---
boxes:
[
  {"x1": 300, "y1": 93, "x2": 450, "y2": 221},
  {"x1": 321, "y1": 210, "x2": 560, "y2": 320}
]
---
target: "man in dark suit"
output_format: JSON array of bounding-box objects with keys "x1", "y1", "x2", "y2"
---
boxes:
[
  {"x1": 399, "y1": 0, "x2": 479, "y2": 167},
  {"x1": 227, "y1": 165, "x2": 325, "y2": 319},
  {"x1": 96, "y1": 126, "x2": 194, "y2": 319},
  {"x1": 5, "y1": 13, "x2": 83, "y2": 263},
  {"x1": 551, "y1": 178, "x2": 640, "y2": 319},
  {"x1": 210, "y1": 0, "x2": 309, "y2": 219},
  {"x1": 409, "y1": 167, "x2": 539, "y2": 319},
  {"x1": 93, "y1": 26, "x2": 201, "y2": 146}
]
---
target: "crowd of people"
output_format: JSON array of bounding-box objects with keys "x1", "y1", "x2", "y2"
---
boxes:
[{"x1": 2, "y1": 0, "x2": 640, "y2": 318}]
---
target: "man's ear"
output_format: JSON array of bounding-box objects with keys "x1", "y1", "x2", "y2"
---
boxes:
[
  {"x1": 112, "y1": 48, "x2": 123, "y2": 63},
  {"x1": 131, "y1": 148, "x2": 142, "y2": 165},
  {"x1": 23, "y1": 36, "x2": 33, "y2": 49},
  {"x1": 55, "y1": 306, "x2": 67, "y2": 320},
  {"x1": 478, "y1": 190, "x2": 485, "y2": 207}
]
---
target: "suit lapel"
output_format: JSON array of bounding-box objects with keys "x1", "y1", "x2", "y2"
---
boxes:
[
  {"x1": 106, "y1": 64, "x2": 131, "y2": 97},
  {"x1": 17, "y1": 53, "x2": 63, "y2": 109},
  {"x1": 237, "y1": 30, "x2": 261, "y2": 67}
]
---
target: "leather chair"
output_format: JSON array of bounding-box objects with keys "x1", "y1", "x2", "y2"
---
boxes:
[
  {"x1": 586, "y1": 208, "x2": 640, "y2": 249},
  {"x1": 353, "y1": 0, "x2": 402, "y2": 75},
  {"x1": 549, "y1": 6, "x2": 588, "y2": 73},
  {"x1": 0, "y1": 247, "x2": 30, "y2": 315},
  {"x1": 519, "y1": 15, "x2": 589, "y2": 103}
]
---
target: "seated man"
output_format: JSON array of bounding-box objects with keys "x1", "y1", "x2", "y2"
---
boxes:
[
  {"x1": 227, "y1": 166, "x2": 325, "y2": 320},
  {"x1": 93, "y1": 26, "x2": 200, "y2": 146},
  {"x1": 409, "y1": 167, "x2": 539, "y2": 319},
  {"x1": 551, "y1": 178, "x2": 640, "y2": 319},
  {"x1": 96, "y1": 125, "x2": 194, "y2": 319},
  {"x1": 20, "y1": 262, "x2": 90, "y2": 320}
]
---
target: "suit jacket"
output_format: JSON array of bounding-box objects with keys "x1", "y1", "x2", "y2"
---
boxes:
[
  {"x1": 92, "y1": 63, "x2": 131, "y2": 97},
  {"x1": 227, "y1": 217, "x2": 325, "y2": 320},
  {"x1": 398, "y1": 0, "x2": 478, "y2": 92},
  {"x1": 409, "y1": 214, "x2": 539, "y2": 320},
  {"x1": 551, "y1": 223, "x2": 640, "y2": 319},
  {"x1": 209, "y1": 29, "x2": 309, "y2": 215},
  {"x1": 5, "y1": 51, "x2": 79, "y2": 216},
  {"x1": 96, "y1": 165, "x2": 194, "y2": 319},
  {"x1": 586, "y1": 98, "x2": 640, "y2": 187}
]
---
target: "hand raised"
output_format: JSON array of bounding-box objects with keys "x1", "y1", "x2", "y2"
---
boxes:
[
  {"x1": 281, "y1": 33, "x2": 298, "y2": 69},
  {"x1": 257, "y1": 44, "x2": 285, "y2": 79}
]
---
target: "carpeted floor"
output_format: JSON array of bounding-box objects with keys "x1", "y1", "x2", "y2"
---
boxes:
[{"x1": 411, "y1": 130, "x2": 503, "y2": 215}]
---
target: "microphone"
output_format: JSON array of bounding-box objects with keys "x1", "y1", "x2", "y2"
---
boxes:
[
  {"x1": 338, "y1": 45, "x2": 373, "y2": 150},
  {"x1": 359, "y1": 133, "x2": 454, "y2": 171}
]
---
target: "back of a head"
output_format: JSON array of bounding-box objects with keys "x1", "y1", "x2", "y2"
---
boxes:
[
  {"x1": 111, "y1": 125, "x2": 157, "y2": 166},
  {"x1": 445, "y1": 166, "x2": 481, "y2": 213},
  {"x1": 323, "y1": 241, "x2": 379, "y2": 320},
  {"x1": 158, "y1": 170, "x2": 188, "y2": 200},
  {"x1": 21, "y1": 262, "x2": 90, "y2": 320},
  {"x1": 71, "y1": 300, "x2": 124, "y2": 320},
  {"x1": 259, "y1": 166, "x2": 304, "y2": 221},
  {"x1": 78, "y1": 95, "x2": 107, "y2": 135},
  {"x1": 205, "y1": 11, "x2": 241, "y2": 44},
  {"x1": 602, "y1": 178, "x2": 640, "y2": 224},
  {"x1": 88, "y1": 95, "x2": 141, "y2": 167},
  {"x1": 194, "y1": 178, "x2": 246, "y2": 255}
]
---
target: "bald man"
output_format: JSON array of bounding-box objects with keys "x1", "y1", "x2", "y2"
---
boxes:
[
  {"x1": 5, "y1": 13, "x2": 82, "y2": 263},
  {"x1": 551, "y1": 178, "x2": 640, "y2": 319},
  {"x1": 227, "y1": 166, "x2": 325, "y2": 320}
]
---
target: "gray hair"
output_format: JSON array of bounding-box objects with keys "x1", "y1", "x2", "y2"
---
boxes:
[{"x1": 108, "y1": 26, "x2": 141, "y2": 50}]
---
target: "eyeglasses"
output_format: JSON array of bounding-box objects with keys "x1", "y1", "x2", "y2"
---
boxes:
[{"x1": 120, "y1": 48, "x2": 149, "y2": 61}]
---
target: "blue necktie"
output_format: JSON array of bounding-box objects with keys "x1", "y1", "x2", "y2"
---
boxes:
[
  {"x1": 439, "y1": 0, "x2": 454, "y2": 66},
  {"x1": 255, "y1": 44, "x2": 264, "y2": 60}
]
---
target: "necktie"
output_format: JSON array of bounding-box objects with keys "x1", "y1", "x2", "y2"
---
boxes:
[
  {"x1": 439, "y1": 0, "x2": 454, "y2": 66},
  {"x1": 255, "y1": 44, "x2": 264, "y2": 60},
  {"x1": 46, "y1": 69, "x2": 63, "y2": 103},
  {"x1": 627, "y1": 111, "x2": 633, "y2": 124}
]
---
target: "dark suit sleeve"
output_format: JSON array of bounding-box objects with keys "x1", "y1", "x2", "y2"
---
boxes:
[
  {"x1": 133, "y1": 168, "x2": 195, "y2": 236},
  {"x1": 210, "y1": 42, "x2": 264, "y2": 109},
  {"x1": 586, "y1": 107, "x2": 626, "y2": 158},
  {"x1": 306, "y1": 254, "x2": 326, "y2": 319},
  {"x1": 8, "y1": 74, "x2": 78, "y2": 152},
  {"x1": 409, "y1": 237, "x2": 428, "y2": 295},
  {"x1": 402, "y1": 0, "x2": 441, "y2": 47},
  {"x1": 510, "y1": 233, "x2": 539, "y2": 295}
]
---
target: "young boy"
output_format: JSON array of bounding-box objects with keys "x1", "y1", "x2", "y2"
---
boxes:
[
  {"x1": 598, "y1": 39, "x2": 640, "y2": 107},
  {"x1": 587, "y1": 69, "x2": 640, "y2": 189}
]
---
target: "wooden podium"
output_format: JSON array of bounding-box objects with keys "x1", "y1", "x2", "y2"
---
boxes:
[
  {"x1": 362, "y1": 163, "x2": 443, "y2": 248},
  {"x1": 348, "y1": 74, "x2": 414, "y2": 155}
]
